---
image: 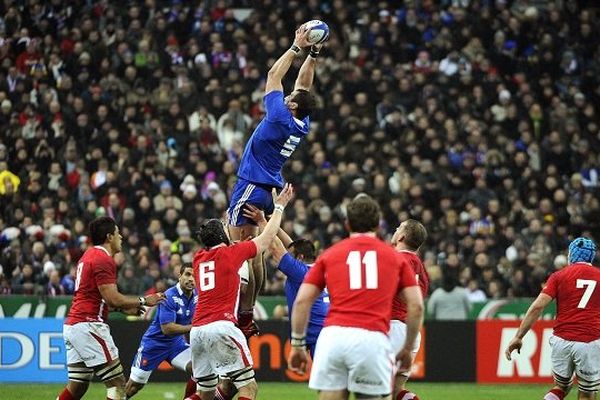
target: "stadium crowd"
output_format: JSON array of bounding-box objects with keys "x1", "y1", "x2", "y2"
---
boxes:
[{"x1": 0, "y1": 0, "x2": 599, "y2": 302}]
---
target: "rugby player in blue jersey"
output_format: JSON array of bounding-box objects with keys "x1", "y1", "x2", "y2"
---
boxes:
[
  {"x1": 244, "y1": 205, "x2": 329, "y2": 357},
  {"x1": 125, "y1": 263, "x2": 197, "y2": 399},
  {"x1": 227, "y1": 26, "x2": 322, "y2": 337}
]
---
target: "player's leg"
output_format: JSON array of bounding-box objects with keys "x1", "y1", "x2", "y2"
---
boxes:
[
  {"x1": 547, "y1": 334, "x2": 575, "y2": 400},
  {"x1": 95, "y1": 358, "x2": 127, "y2": 399},
  {"x1": 126, "y1": 342, "x2": 163, "y2": 399},
  {"x1": 388, "y1": 321, "x2": 421, "y2": 400},
  {"x1": 573, "y1": 339, "x2": 600, "y2": 400},
  {"x1": 215, "y1": 378, "x2": 237, "y2": 400},
  {"x1": 167, "y1": 344, "x2": 198, "y2": 399},
  {"x1": 318, "y1": 390, "x2": 350, "y2": 400},
  {"x1": 309, "y1": 327, "x2": 350, "y2": 400},
  {"x1": 58, "y1": 362, "x2": 93, "y2": 400}
]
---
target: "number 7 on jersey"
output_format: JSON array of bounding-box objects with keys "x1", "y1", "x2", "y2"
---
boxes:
[{"x1": 576, "y1": 279, "x2": 597, "y2": 309}]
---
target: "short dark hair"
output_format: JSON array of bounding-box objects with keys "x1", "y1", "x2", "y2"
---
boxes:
[
  {"x1": 180, "y1": 262, "x2": 193, "y2": 275},
  {"x1": 346, "y1": 194, "x2": 380, "y2": 233},
  {"x1": 292, "y1": 89, "x2": 316, "y2": 120},
  {"x1": 89, "y1": 217, "x2": 117, "y2": 245},
  {"x1": 401, "y1": 219, "x2": 428, "y2": 250},
  {"x1": 288, "y1": 239, "x2": 316, "y2": 262},
  {"x1": 196, "y1": 219, "x2": 230, "y2": 248}
]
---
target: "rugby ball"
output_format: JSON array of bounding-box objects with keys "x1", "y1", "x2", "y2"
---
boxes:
[{"x1": 304, "y1": 20, "x2": 330, "y2": 45}]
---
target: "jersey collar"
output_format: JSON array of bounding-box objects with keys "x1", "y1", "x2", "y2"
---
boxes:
[
  {"x1": 349, "y1": 232, "x2": 377, "y2": 238},
  {"x1": 397, "y1": 249, "x2": 417, "y2": 255},
  {"x1": 176, "y1": 283, "x2": 183, "y2": 296},
  {"x1": 94, "y1": 245, "x2": 110, "y2": 257}
]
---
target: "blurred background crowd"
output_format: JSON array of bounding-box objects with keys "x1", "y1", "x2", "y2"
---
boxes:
[{"x1": 0, "y1": 0, "x2": 599, "y2": 304}]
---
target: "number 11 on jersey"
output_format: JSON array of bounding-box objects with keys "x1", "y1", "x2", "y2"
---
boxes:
[{"x1": 347, "y1": 250, "x2": 378, "y2": 289}]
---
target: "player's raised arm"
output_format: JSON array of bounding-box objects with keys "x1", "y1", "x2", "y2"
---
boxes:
[
  {"x1": 505, "y1": 292, "x2": 553, "y2": 360},
  {"x1": 293, "y1": 43, "x2": 321, "y2": 92},
  {"x1": 251, "y1": 184, "x2": 294, "y2": 252},
  {"x1": 265, "y1": 26, "x2": 311, "y2": 94}
]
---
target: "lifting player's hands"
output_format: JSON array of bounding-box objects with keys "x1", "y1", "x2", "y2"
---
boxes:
[
  {"x1": 504, "y1": 337, "x2": 522, "y2": 361},
  {"x1": 243, "y1": 204, "x2": 267, "y2": 227},
  {"x1": 144, "y1": 292, "x2": 166, "y2": 307},
  {"x1": 293, "y1": 24, "x2": 312, "y2": 48},
  {"x1": 396, "y1": 348, "x2": 414, "y2": 374},
  {"x1": 287, "y1": 346, "x2": 309, "y2": 375},
  {"x1": 272, "y1": 183, "x2": 295, "y2": 208},
  {"x1": 121, "y1": 306, "x2": 146, "y2": 317}
]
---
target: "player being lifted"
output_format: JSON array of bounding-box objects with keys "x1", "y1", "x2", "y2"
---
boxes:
[
  {"x1": 226, "y1": 25, "x2": 322, "y2": 336},
  {"x1": 125, "y1": 263, "x2": 197, "y2": 400},
  {"x1": 57, "y1": 217, "x2": 164, "y2": 400},
  {"x1": 505, "y1": 237, "x2": 600, "y2": 400},
  {"x1": 186, "y1": 185, "x2": 294, "y2": 400}
]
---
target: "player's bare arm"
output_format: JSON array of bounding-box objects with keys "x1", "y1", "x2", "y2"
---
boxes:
[
  {"x1": 243, "y1": 204, "x2": 288, "y2": 263},
  {"x1": 294, "y1": 43, "x2": 321, "y2": 91},
  {"x1": 396, "y1": 285, "x2": 424, "y2": 372},
  {"x1": 251, "y1": 184, "x2": 294, "y2": 252},
  {"x1": 265, "y1": 26, "x2": 311, "y2": 94},
  {"x1": 288, "y1": 282, "x2": 322, "y2": 374},
  {"x1": 505, "y1": 293, "x2": 553, "y2": 361},
  {"x1": 98, "y1": 283, "x2": 165, "y2": 309},
  {"x1": 160, "y1": 322, "x2": 192, "y2": 336}
]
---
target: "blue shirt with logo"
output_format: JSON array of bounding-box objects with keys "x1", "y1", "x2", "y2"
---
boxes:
[
  {"x1": 279, "y1": 253, "x2": 329, "y2": 347},
  {"x1": 237, "y1": 90, "x2": 310, "y2": 188},
  {"x1": 141, "y1": 284, "x2": 197, "y2": 345}
]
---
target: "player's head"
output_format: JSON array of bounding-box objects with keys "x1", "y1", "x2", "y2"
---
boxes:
[
  {"x1": 179, "y1": 262, "x2": 195, "y2": 292},
  {"x1": 196, "y1": 219, "x2": 230, "y2": 248},
  {"x1": 568, "y1": 237, "x2": 597, "y2": 264},
  {"x1": 285, "y1": 89, "x2": 316, "y2": 120},
  {"x1": 346, "y1": 193, "x2": 380, "y2": 233},
  {"x1": 89, "y1": 216, "x2": 122, "y2": 254},
  {"x1": 391, "y1": 219, "x2": 428, "y2": 251},
  {"x1": 288, "y1": 239, "x2": 316, "y2": 263}
]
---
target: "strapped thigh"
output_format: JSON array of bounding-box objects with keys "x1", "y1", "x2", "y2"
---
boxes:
[
  {"x1": 68, "y1": 364, "x2": 94, "y2": 383},
  {"x1": 195, "y1": 373, "x2": 218, "y2": 391},
  {"x1": 226, "y1": 366, "x2": 255, "y2": 389},
  {"x1": 578, "y1": 376, "x2": 600, "y2": 393},
  {"x1": 95, "y1": 361, "x2": 124, "y2": 382},
  {"x1": 553, "y1": 371, "x2": 574, "y2": 388}
]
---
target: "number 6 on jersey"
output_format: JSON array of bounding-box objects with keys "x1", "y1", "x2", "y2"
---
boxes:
[
  {"x1": 347, "y1": 250, "x2": 378, "y2": 289},
  {"x1": 199, "y1": 261, "x2": 216, "y2": 291}
]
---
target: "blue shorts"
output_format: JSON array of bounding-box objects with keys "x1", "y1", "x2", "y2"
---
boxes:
[
  {"x1": 308, "y1": 342, "x2": 317, "y2": 359},
  {"x1": 132, "y1": 338, "x2": 189, "y2": 372},
  {"x1": 227, "y1": 177, "x2": 275, "y2": 226}
]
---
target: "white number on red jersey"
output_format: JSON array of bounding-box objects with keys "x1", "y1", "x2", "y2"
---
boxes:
[
  {"x1": 576, "y1": 279, "x2": 597, "y2": 309},
  {"x1": 74, "y1": 262, "x2": 84, "y2": 291},
  {"x1": 346, "y1": 250, "x2": 378, "y2": 289},
  {"x1": 199, "y1": 261, "x2": 216, "y2": 291}
]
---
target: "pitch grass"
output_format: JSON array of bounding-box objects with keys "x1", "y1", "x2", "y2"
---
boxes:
[{"x1": 2, "y1": 382, "x2": 553, "y2": 399}]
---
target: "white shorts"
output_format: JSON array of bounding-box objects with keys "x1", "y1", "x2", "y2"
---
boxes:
[
  {"x1": 309, "y1": 326, "x2": 394, "y2": 396},
  {"x1": 130, "y1": 347, "x2": 191, "y2": 384},
  {"x1": 550, "y1": 334, "x2": 600, "y2": 384},
  {"x1": 190, "y1": 321, "x2": 253, "y2": 378},
  {"x1": 63, "y1": 322, "x2": 119, "y2": 368},
  {"x1": 388, "y1": 320, "x2": 421, "y2": 354}
]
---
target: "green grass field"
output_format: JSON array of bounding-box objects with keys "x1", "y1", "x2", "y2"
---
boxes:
[{"x1": 3, "y1": 382, "x2": 553, "y2": 399}]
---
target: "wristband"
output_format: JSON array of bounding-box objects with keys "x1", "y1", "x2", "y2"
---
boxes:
[
  {"x1": 274, "y1": 204, "x2": 285, "y2": 213},
  {"x1": 139, "y1": 296, "x2": 147, "y2": 306},
  {"x1": 290, "y1": 333, "x2": 306, "y2": 348},
  {"x1": 290, "y1": 44, "x2": 300, "y2": 54}
]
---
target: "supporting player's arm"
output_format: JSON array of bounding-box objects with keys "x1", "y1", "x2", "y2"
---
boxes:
[
  {"x1": 265, "y1": 26, "x2": 311, "y2": 94},
  {"x1": 161, "y1": 322, "x2": 192, "y2": 336},
  {"x1": 396, "y1": 286, "x2": 424, "y2": 372},
  {"x1": 98, "y1": 283, "x2": 165, "y2": 309},
  {"x1": 251, "y1": 184, "x2": 294, "y2": 252},
  {"x1": 243, "y1": 204, "x2": 293, "y2": 250},
  {"x1": 505, "y1": 293, "x2": 553, "y2": 360}
]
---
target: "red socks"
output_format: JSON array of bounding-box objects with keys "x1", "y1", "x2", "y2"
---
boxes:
[
  {"x1": 544, "y1": 388, "x2": 565, "y2": 400},
  {"x1": 58, "y1": 388, "x2": 76, "y2": 400},
  {"x1": 215, "y1": 386, "x2": 230, "y2": 400},
  {"x1": 238, "y1": 397, "x2": 251, "y2": 400},
  {"x1": 397, "y1": 390, "x2": 419, "y2": 400},
  {"x1": 183, "y1": 378, "x2": 197, "y2": 399},
  {"x1": 184, "y1": 394, "x2": 201, "y2": 400}
]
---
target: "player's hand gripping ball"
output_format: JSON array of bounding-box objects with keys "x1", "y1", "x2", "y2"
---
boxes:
[{"x1": 304, "y1": 20, "x2": 330, "y2": 45}]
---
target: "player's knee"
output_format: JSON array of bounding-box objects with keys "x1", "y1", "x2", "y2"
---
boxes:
[
  {"x1": 237, "y1": 379, "x2": 258, "y2": 398},
  {"x1": 125, "y1": 380, "x2": 144, "y2": 397},
  {"x1": 227, "y1": 366, "x2": 256, "y2": 390},
  {"x1": 66, "y1": 380, "x2": 90, "y2": 399},
  {"x1": 577, "y1": 376, "x2": 600, "y2": 398},
  {"x1": 553, "y1": 372, "x2": 574, "y2": 392},
  {"x1": 67, "y1": 364, "x2": 94, "y2": 392},
  {"x1": 195, "y1": 373, "x2": 218, "y2": 392}
]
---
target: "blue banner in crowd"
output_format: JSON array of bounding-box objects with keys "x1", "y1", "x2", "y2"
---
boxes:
[{"x1": 0, "y1": 318, "x2": 67, "y2": 382}]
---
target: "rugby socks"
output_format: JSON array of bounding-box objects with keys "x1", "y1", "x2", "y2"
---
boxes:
[
  {"x1": 544, "y1": 388, "x2": 565, "y2": 400},
  {"x1": 183, "y1": 378, "x2": 197, "y2": 399},
  {"x1": 238, "y1": 397, "x2": 251, "y2": 400},
  {"x1": 57, "y1": 388, "x2": 76, "y2": 400},
  {"x1": 396, "y1": 390, "x2": 419, "y2": 400},
  {"x1": 184, "y1": 394, "x2": 201, "y2": 400}
]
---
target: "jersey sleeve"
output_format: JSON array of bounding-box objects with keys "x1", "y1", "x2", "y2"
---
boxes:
[
  {"x1": 94, "y1": 258, "x2": 117, "y2": 286},
  {"x1": 278, "y1": 253, "x2": 308, "y2": 283},
  {"x1": 229, "y1": 241, "x2": 258, "y2": 270},
  {"x1": 303, "y1": 257, "x2": 326, "y2": 290},
  {"x1": 541, "y1": 272, "x2": 558, "y2": 299},
  {"x1": 158, "y1": 297, "x2": 178, "y2": 326},
  {"x1": 264, "y1": 91, "x2": 291, "y2": 124}
]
